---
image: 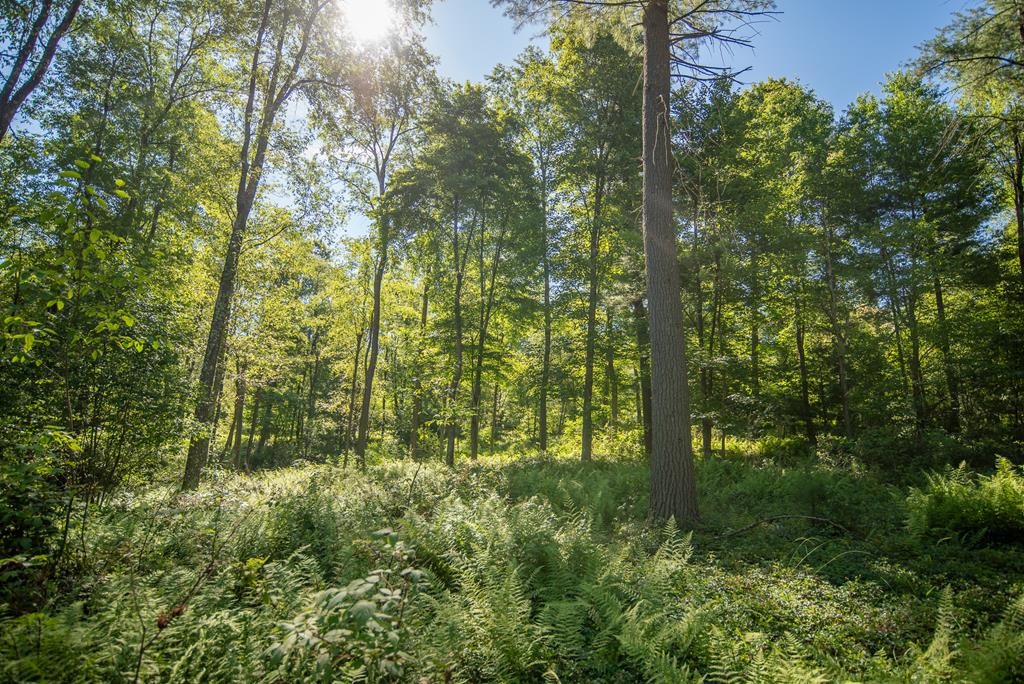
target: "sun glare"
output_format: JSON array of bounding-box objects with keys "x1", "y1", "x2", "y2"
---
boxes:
[{"x1": 341, "y1": 0, "x2": 396, "y2": 45}]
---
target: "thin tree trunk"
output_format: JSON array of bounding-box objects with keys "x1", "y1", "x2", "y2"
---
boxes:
[
  {"x1": 824, "y1": 223, "x2": 852, "y2": 438},
  {"x1": 540, "y1": 207, "x2": 552, "y2": 453},
  {"x1": 469, "y1": 215, "x2": 506, "y2": 460},
  {"x1": 882, "y1": 245, "x2": 912, "y2": 413},
  {"x1": 932, "y1": 270, "x2": 961, "y2": 433},
  {"x1": 445, "y1": 210, "x2": 472, "y2": 467},
  {"x1": 633, "y1": 298, "x2": 653, "y2": 459},
  {"x1": 410, "y1": 278, "x2": 429, "y2": 458},
  {"x1": 605, "y1": 309, "x2": 619, "y2": 430},
  {"x1": 244, "y1": 391, "x2": 261, "y2": 470},
  {"x1": 255, "y1": 397, "x2": 273, "y2": 462},
  {"x1": 356, "y1": 222, "x2": 389, "y2": 465},
  {"x1": 795, "y1": 294, "x2": 815, "y2": 444},
  {"x1": 490, "y1": 382, "x2": 500, "y2": 454},
  {"x1": 1014, "y1": 126, "x2": 1024, "y2": 287},
  {"x1": 581, "y1": 176, "x2": 605, "y2": 462},
  {"x1": 906, "y1": 275, "x2": 928, "y2": 433},
  {"x1": 445, "y1": 259, "x2": 463, "y2": 467},
  {"x1": 344, "y1": 331, "x2": 364, "y2": 466},
  {"x1": 232, "y1": 370, "x2": 245, "y2": 469}
]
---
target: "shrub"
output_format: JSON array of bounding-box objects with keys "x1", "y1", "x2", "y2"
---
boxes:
[{"x1": 907, "y1": 458, "x2": 1024, "y2": 545}]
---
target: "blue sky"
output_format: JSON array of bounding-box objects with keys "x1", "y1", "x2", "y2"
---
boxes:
[{"x1": 422, "y1": 0, "x2": 977, "y2": 112}]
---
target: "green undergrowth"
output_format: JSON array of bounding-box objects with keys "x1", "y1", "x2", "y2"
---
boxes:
[{"x1": 2, "y1": 453, "x2": 1023, "y2": 682}]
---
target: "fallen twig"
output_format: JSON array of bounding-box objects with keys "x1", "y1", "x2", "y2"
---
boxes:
[{"x1": 719, "y1": 515, "x2": 854, "y2": 538}]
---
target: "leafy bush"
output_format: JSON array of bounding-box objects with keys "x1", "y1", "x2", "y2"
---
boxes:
[
  {"x1": 267, "y1": 532, "x2": 426, "y2": 683},
  {"x1": 907, "y1": 458, "x2": 1024, "y2": 545}
]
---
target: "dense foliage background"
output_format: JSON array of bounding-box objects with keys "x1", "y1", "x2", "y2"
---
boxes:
[{"x1": 2, "y1": 0, "x2": 1023, "y2": 681}]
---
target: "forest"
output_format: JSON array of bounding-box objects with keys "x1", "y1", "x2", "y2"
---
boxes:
[{"x1": 1, "y1": 0, "x2": 1024, "y2": 681}]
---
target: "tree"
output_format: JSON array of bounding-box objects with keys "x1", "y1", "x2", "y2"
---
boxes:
[
  {"x1": 0, "y1": 0, "x2": 85, "y2": 142},
  {"x1": 923, "y1": 0, "x2": 1024, "y2": 287},
  {"x1": 181, "y1": 0, "x2": 338, "y2": 490},
  {"x1": 314, "y1": 30, "x2": 435, "y2": 466},
  {"x1": 494, "y1": 0, "x2": 774, "y2": 522}
]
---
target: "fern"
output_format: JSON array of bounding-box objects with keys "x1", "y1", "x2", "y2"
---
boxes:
[{"x1": 959, "y1": 593, "x2": 1024, "y2": 684}]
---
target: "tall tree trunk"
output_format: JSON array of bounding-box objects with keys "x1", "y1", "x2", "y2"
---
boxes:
[
  {"x1": 644, "y1": 0, "x2": 697, "y2": 521},
  {"x1": 0, "y1": 0, "x2": 84, "y2": 143},
  {"x1": 445, "y1": 264, "x2": 464, "y2": 467},
  {"x1": 181, "y1": 0, "x2": 286, "y2": 490},
  {"x1": 823, "y1": 224, "x2": 852, "y2": 438},
  {"x1": 232, "y1": 370, "x2": 245, "y2": 469},
  {"x1": 795, "y1": 295, "x2": 815, "y2": 444},
  {"x1": 356, "y1": 223, "x2": 389, "y2": 465},
  {"x1": 906, "y1": 277, "x2": 928, "y2": 434},
  {"x1": 1014, "y1": 132, "x2": 1024, "y2": 286},
  {"x1": 302, "y1": 335, "x2": 321, "y2": 457},
  {"x1": 490, "y1": 382, "x2": 500, "y2": 454},
  {"x1": 540, "y1": 206, "x2": 552, "y2": 453},
  {"x1": 749, "y1": 247, "x2": 760, "y2": 403},
  {"x1": 445, "y1": 211, "x2": 472, "y2": 467},
  {"x1": 344, "y1": 331, "x2": 364, "y2": 466},
  {"x1": 932, "y1": 270, "x2": 961, "y2": 433},
  {"x1": 633, "y1": 298, "x2": 653, "y2": 459},
  {"x1": 882, "y1": 245, "x2": 913, "y2": 414},
  {"x1": 410, "y1": 278, "x2": 429, "y2": 458},
  {"x1": 605, "y1": 309, "x2": 619, "y2": 430},
  {"x1": 255, "y1": 396, "x2": 273, "y2": 462},
  {"x1": 581, "y1": 177, "x2": 605, "y2": 462},
  {"x1": 469, "y1": 216, "x2": 505, "y2": 460},
  {"x1": 243, "y1": 390, "x2": 260, "y2": 473}
]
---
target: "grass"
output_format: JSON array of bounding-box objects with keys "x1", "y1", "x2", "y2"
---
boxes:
[{"x1": 1, "y1": 451, "x2": 1023, "y2": 682}]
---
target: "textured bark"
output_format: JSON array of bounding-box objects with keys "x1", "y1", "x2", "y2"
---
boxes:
[{"x1": 643, "y1": 0, "x2": 697, "y2": 522}]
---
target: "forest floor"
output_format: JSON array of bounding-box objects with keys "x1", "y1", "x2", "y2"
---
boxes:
[{"x1": 2, "y1": 449, "x2": 1023, "y2": 682}]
